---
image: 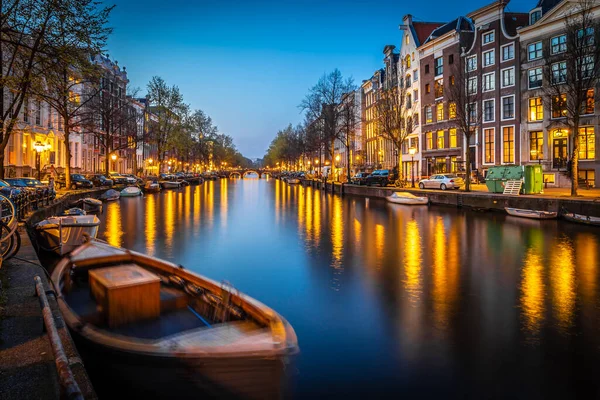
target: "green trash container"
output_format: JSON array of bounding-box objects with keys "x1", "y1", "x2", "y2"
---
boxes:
[
  {"x1": 523, "y1": 165, "x2": 543, "y2": 194},
  {"x1": 485, "y1": 166, "x2": 507, "y2": 193}
]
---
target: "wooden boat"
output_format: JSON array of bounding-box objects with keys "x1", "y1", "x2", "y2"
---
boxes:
[
  {"x1": 505, "y1": 207, "x2": 557, "y2": 219},
  {"x1": 51, "y1": 240, "x2": 298, "y2": 399},
  {"x1": 287, "y1": 178, "x2": 300, "y2": 184},
  {"x1": 120, "y1": 186, "x2": 142, "y2": 197},
  {"x1": 386, "y1": 191, "x2": 429, "y2": 205},
  {"x1": 36, "y1": 215, "x2": 100, "y2": 255},
  {"x1": 143, "y1": 181, "x2": 161, "y2": 193},
  {"x1": 61, "y1": 207, "x2": 87, "y2": 216},
  {"x1": 562, "y1": 212, "x2": 600, "y2": 226},
  {"x1": 100, "y1": 189, "x2": 120, "y2": 201},
  {"x1": 159, "y1": 180, "x2": 182, "y2": 189}
]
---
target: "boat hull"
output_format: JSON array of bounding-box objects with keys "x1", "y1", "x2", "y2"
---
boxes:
[
  {"x1": 160, "y1": 181, "x2": 181, "y2": 189},
  {"x1": 37, "y1": 217, "x2": 100, "y2": 255},
  {"x1": 287, "y1": 179, "x2": 300, "y2": 184},
  {"x1": 120, "y1": 187, "x2": 142, "y2": 197},
  {"x1": 505, "y1": 207, "x2": 557, "y2": 219},
  {"x1": 563, "y1": 213, "x2": 600, "y2": 226},
  {"x1": 386, "y1": 193, "x2": 429, "y2": 205}
]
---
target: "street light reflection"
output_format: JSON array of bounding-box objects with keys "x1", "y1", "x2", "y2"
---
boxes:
[
  {"x1": 403, "y1": 219, "x2": 422, "y2": 305},
  {"x1": 551, "y1": 240, "x2": 575, "y2": 332}
]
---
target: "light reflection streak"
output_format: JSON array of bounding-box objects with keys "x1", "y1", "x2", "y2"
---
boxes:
[
  {"x1": 145, "y1": 193, "x2": 156, "y2": 256},
  {"x1": 331, "y1": 195, "x2": 343, "y2": 269},
  {"x1": 221, "y1": 181, "x2": 228, "y2": 228},
  {"x1": 521, "y1": 246, "x2": 545, "y2": 337},
  {"x1": 432, "y1": 217, "x2": 449, "y2": 329},
  {"x1": 313, "y1": 190, "x2": 321, "y2": 245},
  {"x1": 375, "y1": 223, "x2": 384, "y2": 268},
  {"x1": 551, "y1": 240, "x2": 575, "y2": 331},
  {"x1": 403, "y1": 219, "x2": 422, "y2": 304},
  {"x1": 165, "y1": 191, "x2": 174, "y2": 251},
  {"x1": 105, "y1": 202, "x2": 123, "y2": 247}
]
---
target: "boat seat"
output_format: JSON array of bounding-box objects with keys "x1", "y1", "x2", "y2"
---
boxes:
[{"x1": 160, "y1": 286, "x2": 188, "y2": 313}]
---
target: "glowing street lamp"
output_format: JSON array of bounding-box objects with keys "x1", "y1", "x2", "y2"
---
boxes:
[
  {"x1": 408, "y1": 147, "x2": 417, "y2": 188},
  {"x1": 34, "y1": 141, "x2": 45, "y2": 180}
]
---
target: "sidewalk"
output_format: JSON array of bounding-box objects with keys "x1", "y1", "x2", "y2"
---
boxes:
[{"x1": 0, "y1": 228, "x2": 96, "y2": 399}]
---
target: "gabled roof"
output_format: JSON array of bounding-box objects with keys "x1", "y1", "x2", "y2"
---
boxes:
[
  {"x1": 535, "y1": 0, "x2": 563, "y2": 14},
  {"x1": 412, "y1": 22, "x2": 445, "y2": 46},
  {"x1": 422, "y1": 16, "x2": 474, "y2": 45},
  {"x1": 504, "y1": 12, "x2": 529, "y2": 35}
]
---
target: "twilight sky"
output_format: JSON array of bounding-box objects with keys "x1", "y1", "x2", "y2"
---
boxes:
[{"x1": 107, "y1": 0, "x2": 533, "y2": 159}]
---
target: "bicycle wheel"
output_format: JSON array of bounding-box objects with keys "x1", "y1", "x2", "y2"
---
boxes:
[
  {"x1": 0, "y1": 195, "x2": 17, "y2": 243},
  {"x1": 0, "y1": 222, "x2": 16, "y2": 259}
]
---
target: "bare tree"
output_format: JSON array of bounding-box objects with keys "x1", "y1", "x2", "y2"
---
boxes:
[
  {"x1": 446, "y1": 48, "x2": 484, "y2": 192},
  {"x1": 541, "y1": 0, "x2": 600, "y2": 196},
  {"x1": 337, "y1": 90, "x2": 360, "y2": 182}
]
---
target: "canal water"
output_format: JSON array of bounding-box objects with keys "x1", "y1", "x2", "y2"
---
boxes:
[{"x1": 98, "y1": 177, "x2": 600, "y2": 399}]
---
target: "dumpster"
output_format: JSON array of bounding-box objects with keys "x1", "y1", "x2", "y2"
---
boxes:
[
  {"x1": 484, "y1": 165, "x2": 524, "y2": 193},
  {"x1": 523, "y1": 165, "x2": 543, "y2": 194}
]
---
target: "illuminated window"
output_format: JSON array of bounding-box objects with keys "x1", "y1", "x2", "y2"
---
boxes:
[
  {"x1": 582, "y1": 89, "x2": 595, "y2": 114},
  {"x1": 437, "y1": 130, "x2": 445, "y2": 149},
  {"x1": 529, "y1": 97, "x2": 543, "y2": 121},
  {"x1": 449, "y1": 102, "x2": 457, "y2": 119},
  {"x1": 426, "y1": 83, "x2": 430, "y2": 94},
  {"x1": 503, "y1": 126, "x2": 514, "y2": 163},
  {"x1": 436, "y1": 103, "x2": 444, "y2": 121},
  {"x1": 426, "y1": 132, "x2": 433, "y2": 149},
  {"x1": 552, "y1": 94, "x2": 567, "y2": 118},
  {"x1": 405, "y1": 55, "x2": 411, "y2": 68},
  {"x1": 579, "y1": 127, "x2": 595, "y2": 159},
  {"x1": 484, "y1": 128, "x2": 495, "y2": 163},
  {"x1": 449, "y1": 128, "x2": 457, "y2": 148},
  {"x1": 434, "y1": 79, "x2": 444, "y2": 98},
  {"x1": 529, "y1": 131, "x2": 543, "y2": 160}
]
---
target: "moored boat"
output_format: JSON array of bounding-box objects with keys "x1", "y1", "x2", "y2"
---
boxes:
[
  {"x1": 562, "y1": 212, "x2": 600, "y2": 226},
  {"x1": 61, "y1": 207, "x2": 87, "y2": 216},
  {"x1": 287, "y1": 178, "x2": 300, "y2": 184},
  {"x1": 120, "y1": 186, "x2": 142, "y2": 197},
  {"x1": 36, "y1": 215, "x2": 100, "y2": 255},
  {"x1": 100, "y1": 189, "x2": 120, "y2": 201},
  {"x1": 386, "y1": 191, "x2": 429, "y2": 205},
  {"x1": 160, "y1": 180, "x2": 181, "y2": 189},
  {"x1": 51, "y1": 240, "x2": 299, "y2": 399},
  {"x1": 143, "y1": 181, "x2": 161, "y2": 193},
  {"x1": 505, "y1": 207, "x2": 557, "y2": 219}
]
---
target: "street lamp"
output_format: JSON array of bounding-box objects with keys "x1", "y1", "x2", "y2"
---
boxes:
[
  {"x1": 408, "y1": 147, "x2": 416, "y2": 188},
  {"x1": 34, "y1": 141, "x2": 45, "y2": 180},
  {"x1": 111, "y1": 153, "x2": 117, "y2": 172},
  {"x1": 378, "y1": 150, "x2": 383, "y2": 169}
]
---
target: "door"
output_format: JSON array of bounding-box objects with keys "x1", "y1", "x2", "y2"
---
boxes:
[
  {"x1": 469, "y1": 146, "x2": 477, "y2": 171},
  {"x1": 553, "y1": 138, "x2": 568, "y2": 169}
]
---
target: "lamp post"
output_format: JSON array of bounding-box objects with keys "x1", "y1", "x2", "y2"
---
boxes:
[
  {"x1": 111, "y1": 153, "x2": 117, "y2": 172},
  {"x1": 34, "y1": 141, "x2": 45, "y2": 180},
  {"x1": 408, "y1": 147, "x2": 416, "y2": 188},
  {"x1": 335, "y1": 154, "x2": 340, "y2": 182}
]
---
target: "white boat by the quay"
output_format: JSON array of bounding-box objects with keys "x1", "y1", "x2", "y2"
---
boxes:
[
  {"x1": 36, "y1": 215, "x2": 100, "y2": 255},
  {"x1": 51, "y1": 240, "x2": 299, "y2": 399},
  {"x1": 505, "y1": 207, "x2": 557, "y2": 220},
  {"x1": 120, "y1": 186, "x2": 142, "y2": 197},
  {"x1": 160, "y1": 180, "x2": 181, "y2": 189},
  {"x1": 143, "y1": 181, "x2": 161, "y2": 193},
  {"x1": 386, "y1": 191, "x2": 429, "y2": 205},
  {"x1": 287, "y1": 178, "x2": 300, "y2": 184},
  {"x1": 100, "y1": 189, "x2": 120, "y2": 201},
  {"x1": 562, "y1": 212, "x2": 600, "y2": 226}
]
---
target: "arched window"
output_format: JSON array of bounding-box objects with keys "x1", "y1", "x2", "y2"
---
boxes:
[
  {"x1": 407, "y1": 93, "x2": 412, "y2": 108},
  {"x1": 405, "y1": 55, "x2": 411, "y2": 69},
  {"x1": 406, "y1": 74, "x2": 412, "y2": 88}
]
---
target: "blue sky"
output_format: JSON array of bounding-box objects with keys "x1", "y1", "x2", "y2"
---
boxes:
[{"x1": 107, "y1": 0, "x2": 534, "y2": 159}]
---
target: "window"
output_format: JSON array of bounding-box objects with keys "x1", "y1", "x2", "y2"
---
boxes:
[
  {"x1": 426, "y1": 132, "x2": 433, "y2": 149},
  {"x1": 414, "y1": 89, "x2": 419, "y2": 101},
  {"x1": 551, "y1": 62, "x2": 567, "y2": 84},
  {"x1": 436, "y1": 103, "x2": 444, "y2": 121},
  {"x1": 579, "y1": 127, "x2": 595, "y2": 159},
  {"x1": 406, "y1": 74, "x2": 412, "y2": 88},
  {"x1": 434, "y1": 79, "x2": 444, "y2": 98},
  {"x1": 413, "y1": 69, "x2": 419, "y2": 81},
  {"x1": 483, "y1": 99, "x2": 495, "y2": 122},
  {"x1": 434, "y1": 57, "x2": 443, "y2": 76},
  {"x1": 450, "y1": 76, "x2": 455, "y2": 86},
  {"x1": 528, "y1": 42, "x2": 542, "y2": 60},
  {"x1": 437, "y1": 130, "x2": 445, "y2": 149},
  {"x1": 483, "y1": 72, "x2": 495, "y2": 92},
  {"x1": 529, "y1": 131, "x2": 543, "y2": 160},
  {"x1": 483, "y1": 31, "x2": 495, "y2": 44},
  {"x1": 413, "y1": 113, "x2": 419, "y2": 126},
  {"x1": 23, "y1": 99, "x2": 29, "y2": 123},
  {"x1": 468, "y1": 103, "x2": 477, "y2": 122},
  {"x1": 502, "y1": 96, "x2": 514, "y2": 120},
  {"x1": 425, "y1": 64, "x2": 430, "y2": 74},
  {"x1": 449, "y1": 102, "x2": 457, "y2": 119},
  {"x1": 578, "y1": 27, "x2": 595, "y2": 46},
  {"x1": 426, "y1": 83, "x2": 430, "y2": 94},
  {"x1": 405, "y1": 55, "x2": 411, "y2": 69},
  {"x1": 35, "y1": 100, "x2": 41, "y2": 125},
  {"x1": 449, "y1": 128, "x2": 457, "y2": 148},
  {"x1": 405, "y1": 35, "x2": 409, "y2": 45},
  {"x1": 551, "y1": 35, "x2": 567, "y2": 54},
  {"x1": 582, "y1": 89, "x2": 595, "y2": 115},
  {"x1": 406, "y1": 94, "x2": 412, "y2": 109},
  {"x1": 530, "y1": 10, "x2": 542, "y2": 25},
  {"x1": 529, "y1": 97, "x2": 543, "y2": 121},
  {"x1": 552, "y1": 94, "x2": 567, "y2": 118},
  {"x1": 483, "y1": 50, "x2": 495, "y2": 67},
  {"x1": 484, "y1": 128, "x2": 495, "y2": 163},
  {"x1": 501, "y1": 67, "x2": 515, "y2": 87},
  {"x1": 468, "y1": 77, "x2": 477, "y2": 94},
  {"x1": 579, "y1": 56, "x2": 594, "y2": 78},
  {"x1": 449, "y1": 54, "x2": 454, "y2": 64},
  {"x1": 467, "y1": 55, "x2": 477, "y2": 72},
  {"x1": 501, "y1": 43, "x2": 515, "y2": 61},
  {"x1": 503, "y1": 126, "x2": 514, "y2": 163},
  {"x1": 425, "y1": 106, "x2": 433, "y2": 123},
  {"x1": 528, "y1": 68, "x2": 542, "y2": 89}
]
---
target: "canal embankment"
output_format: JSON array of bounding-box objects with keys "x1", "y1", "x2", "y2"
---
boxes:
[
  {"x1": 0, "y1": 187, "x2": 107, "y2": 399},
  {"x1": 301, "y1": 179, "x2": 600, "y2": 217}
]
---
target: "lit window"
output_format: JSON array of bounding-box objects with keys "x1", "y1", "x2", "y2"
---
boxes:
[
  {"x1": 436, "y1": 103, "x2": 444, "y2": 121},
  {"x1": 449, "y1": 102, "x2": 457, "y2": 119},
  {"x1": 579, "y1": 127, "x2": 595, "y2": 159},
  {"x1": 528, "y1": 97, "x2": 543, "y2": 121},
  {"x1": 581, "y1": 89, "x2": 595, "y2": 115},
  {"x1": 552, "y1": 94, "x2": 567, "y2": 118},
  {"x1": 449, "y1": 128, "x2": 457, "y2": 148},
  {"x1": 503, "y1": 126, "x2": 514, "y2": 163},
  {"x1": 434, "y1": 79, "x2": 444, "y2": 98},
  {"x1": 529, "y1": 131, "x2": 543, "y2": 160},
  {"x1": 484, "y1": 128, "x2": 495, "y2": 163},
  {"x1": 437, "y1": 130, "x2": 445, "y2": 149},
  {"x1": 426, "y1": 132, "x2": 433, "y2": 149}
]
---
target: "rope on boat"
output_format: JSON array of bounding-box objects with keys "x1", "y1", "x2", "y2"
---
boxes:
[{"x1": 34, "y1": 276, "x2": 84, "y2": 400}]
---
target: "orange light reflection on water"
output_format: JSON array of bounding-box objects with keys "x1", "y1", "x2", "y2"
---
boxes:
[
  {"x1": 403, "y1": 219, "x2": 422, "y2": 305},
  {"x1": 145, "y1": 193, "x2": 156, "y2": 256},
  {"x1": 105, "y1": 202, "x2": 123, "y2": 247},
  {"x1": 551, "y1": 240, "x2": 575, "y2": 331}
]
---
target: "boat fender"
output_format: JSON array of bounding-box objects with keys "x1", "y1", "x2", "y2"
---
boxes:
[
  {"x1": 159, "y1": 275, "x2": 170, "y2": 285},
  {"x1": 185, "y1": 283, "x2": 204, "y2": 297},
  {"x1": 204, "y1": 292, "x2": 221, "y2": 306},
  {"x1": 169, "y1": 275, "x2": 185, "y2": 288},
  {"x1": 228, "y1": 305, "x2": 245, "y2": 319}
]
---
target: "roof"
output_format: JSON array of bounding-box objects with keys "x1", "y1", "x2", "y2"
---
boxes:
[
  {"x1": 504, "y1": 12, "x2": 529, "y2": 35},
  {"x1": 535, "y1": 0, "x2": 563, "y2": 14},
  {"x1": 412, "y1": 22, "x2": 445, "y2": 46},
  {"x1": 423, "y1": 17, "x2": 474, "y2": 45}
]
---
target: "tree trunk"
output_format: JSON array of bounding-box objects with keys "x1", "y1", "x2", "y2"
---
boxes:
[
  {"x1": 571, "y1": 128, "x2": 579, "y2": 196},
  {"x1": 64, "y1": 129, "x2": 72, "y2": 190},
  {"x1": 464, "y1": 134, "x2": 471, "y2": 192},
  {"x1": 0, "y1": 153, "x2": 4, "y2": 180}
]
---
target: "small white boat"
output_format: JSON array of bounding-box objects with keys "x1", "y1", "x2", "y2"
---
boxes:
[
  {"x1": 287, "y1": 178, "x2": 300, "y2": 184},
  {"x1": 36, "y1": 215, "x2": 100, "y2": 255},
  {"x1": 562, "y1": 212, "x2": 600, "y2": 226},
  {"x1": 144, "y1": 181, "x2": 161, "y2": 193},
  {"x1": 100, "y1": 189, "x2": 120, "y2": 201},
  {"x1": 505, "y1": 207, "x2": 557, "y2": 220},
  {"x1": 159, "y1": 180, "x2": 181, "y2": 189},
  {"x1": 120, "y1": 186, "x2": 142, "y2": 197},
  {"x1": 386, "y1": 191, "x2": 429, "y2": 205}
]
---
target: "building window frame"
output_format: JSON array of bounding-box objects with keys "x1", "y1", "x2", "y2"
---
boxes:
[
  {"x1": 552, "y1": 94, "x2": 568, "y2": 119},
  {"x1": 466, "y1": 55, "x2": 477, "y2": 72},
  {"x1": 449, "y1": 102, "x2": 457, "y2": 119},
  {"x1": 579, "y1": 126, "x2": 595, "y2": 160},
  {"x1": 483, "y1": 49, "x2": 495, "y2": 67},
  {"x1": 436, "y1": 103, "x2": 444, "y2": 121},
  {"x1": 529, "y1": 131, "x2": 544, "y2": 161},
  {"x1": 434, "y1": 56, "x2": 443, "y2": 77},
  {"x1": 502, "y1": 125, "x2": 515, "y2": 164},
  {"x1": 528, "y1": 67, "x2": 543, "y2": 89},
  {"x1": 501, "y1": 42, "x2": 515, "y2": 62},
  {"x1": 425, "y1": 106, "x2": 433, "y2": 123},
  {"x1": 426, "y1": 131, "x2": 433, "y2": 150},
  {"x1": 482, "y1": 30, "x2": 495, "y2": 45},
  {"x1": 449, "y1": 128, "x2": 457, "y2": 148},
  {"x1": 484, "y1": 127, "x2": 495, "y2": 164},
  {"x1": 551, "y1": 34, "x2": 567, "y2": 54},
  {"x1": 468, "y1": 76, "x2": 477, "y2": 95},
  {"x1": 528, "y1": 97, "x2": 544, "y2": 121},
  {"x1": 501, "y1": 67, "x2": 515, "y2": 88},
  {"x1": 501, "y1": 95, "x2": 515, "y2": 121},
  {"x1": 483, "y1": 72, "x2": 495, "y2": 92},
  {"x1": 437, "y1": 130, "x2": 445, "y2": 149},
  {"x1": 483, "y1": 99, "x2": 495, "y2": 123},
  {"x1": 551, "y1": 61, "x2": 567, "y2": 84},
  {"x1": 528, "y1": 41, "x2": 543, "y2": 61}
]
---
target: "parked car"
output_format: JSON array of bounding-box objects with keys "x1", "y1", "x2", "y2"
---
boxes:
[
  {"x1": 0, "y1": 179, "x2": 23, "y2": 201},
  {"x1": 418, "y1": 174, "x2": 465, "y2": 190},
  {"x1": 108, "y1": 172, "x2": 129, "y2": 185},
  {"x1": 86, "y1": 174, "x2": 114, "y2": 187},
  {"x1": 350, "y1": 172, "x2": 369, "y2": 185},
  {"x1": 4, "y1": 177, "x2": 55, "y2": 200},
  {"x1": 366, "y1": 169, "x2": 392, "y2": 187},
  {"x1": 123, "y1": 174, "x2": 143, "y2": 185},
  {"x1": 55, "y1": 173, "x2": 93, "y2": 190}
]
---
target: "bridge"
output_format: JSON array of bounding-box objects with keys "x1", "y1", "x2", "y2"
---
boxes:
[{"x1": 226, "y1": 169, "x2": 274, "y2": 179}]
